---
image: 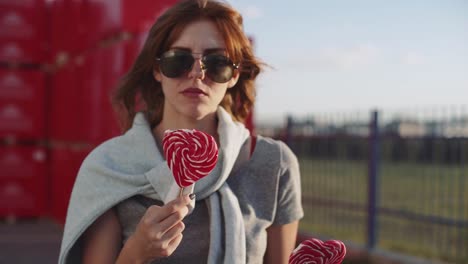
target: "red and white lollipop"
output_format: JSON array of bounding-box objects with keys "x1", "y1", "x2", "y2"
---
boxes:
[
  {"x1": 289, "y1": 238, "x2": 346, "y2": 264},
  {"x1": 162, "y1": 129, "x2": 218, "y2": 195}
]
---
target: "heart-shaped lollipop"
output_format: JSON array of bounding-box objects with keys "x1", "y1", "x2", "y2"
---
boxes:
[
  {"x1": 289, "y1": 238, "x2": 346, "y2": 264},
  {"x1": 162, "y1": 129, "x2": 218, "y2": 191}
]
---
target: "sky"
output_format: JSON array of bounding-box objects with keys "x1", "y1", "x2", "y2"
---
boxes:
[{"x1": 225, "y1": 0, "x2": 468, "y2": 123}]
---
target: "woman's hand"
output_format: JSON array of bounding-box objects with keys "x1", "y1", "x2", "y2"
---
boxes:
[{"x1": 117, "y1": 194, "x2": 193, "y2": 264}]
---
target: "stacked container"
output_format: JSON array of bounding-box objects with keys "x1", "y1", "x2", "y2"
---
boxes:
[
  {"x1": 49, "y1": 0, "x2": 177, "y2": 225},
  {"x1": 0, "y1": 0, "x2": 49, "y2": 218},
  {"x1": 0, "y1": 0, "x2": 177, "y2": 224}
]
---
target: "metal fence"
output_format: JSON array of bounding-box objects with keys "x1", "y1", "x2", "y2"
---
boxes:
[{"x1": 278, "y1": 107, "x2": 468, "y2": 264}]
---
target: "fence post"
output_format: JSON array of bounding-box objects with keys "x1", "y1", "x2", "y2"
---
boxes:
[
  {"x1": 367, "y1": 110, "x2": 380, "y2": 249},
  {"x1": 285, "y1": 115, "x2": 293, "y2": 147}
]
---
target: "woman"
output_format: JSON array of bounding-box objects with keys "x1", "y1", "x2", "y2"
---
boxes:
[{"x1": 59, "y1": 0, "x2": 303, "y2": 263}]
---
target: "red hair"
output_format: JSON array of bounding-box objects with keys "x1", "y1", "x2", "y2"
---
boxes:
[{"x1": 113, "y1": 0, "x2": 263, "y2": 130}]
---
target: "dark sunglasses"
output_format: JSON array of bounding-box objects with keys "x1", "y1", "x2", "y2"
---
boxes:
[{"x1": 156, "y1": 50, "x2": 239, "y2": 83}]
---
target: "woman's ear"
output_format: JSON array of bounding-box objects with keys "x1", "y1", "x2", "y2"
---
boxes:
[
  {"x1": 153, "y1": 68, "x2": 162, "y2": 82},
  {"x1": 227, "y1": 70, "x2": 240, "y2": 89}
]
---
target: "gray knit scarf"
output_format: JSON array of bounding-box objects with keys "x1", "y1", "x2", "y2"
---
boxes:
[{"x1": 59, "y1": 107, "x2": 250, "y2": 264}]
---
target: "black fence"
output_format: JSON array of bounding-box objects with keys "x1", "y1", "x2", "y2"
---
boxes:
[{"x1": 277, "y1": 107, "x2": 468, "y2": 264}]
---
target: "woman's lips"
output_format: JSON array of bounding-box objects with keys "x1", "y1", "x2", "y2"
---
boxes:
[{"x1": 181, "y1": 88, "x2": 207, "y2": 97}]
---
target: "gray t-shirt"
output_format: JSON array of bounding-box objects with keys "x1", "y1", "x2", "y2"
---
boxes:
[{"x1": 116, "y1": 136, "x2": 304, "y2": 264}]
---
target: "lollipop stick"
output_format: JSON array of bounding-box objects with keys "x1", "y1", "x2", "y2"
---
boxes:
[{"x1": 179, "y1": 187, "x2": 184, "y2": 197}]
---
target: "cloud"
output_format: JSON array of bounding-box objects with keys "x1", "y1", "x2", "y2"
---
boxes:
[
  {"x1": 402, "y1": 51, "x2": 426, "y2": 65},
  {"x1": 240, "y1": 5, "x2": 263, "y2": 19},
  {"x1": 282, "y1": 43, "x2": 381, "y2": 71},
  {"x1": 324, "y1": 44, "x2": 380, "y2": 69}
]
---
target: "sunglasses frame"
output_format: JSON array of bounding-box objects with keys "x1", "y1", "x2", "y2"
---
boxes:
[{"x1": 156, "y1": 50, "x2": 239, "y2": 83}]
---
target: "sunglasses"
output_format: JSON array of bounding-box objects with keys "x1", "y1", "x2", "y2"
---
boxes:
[{"x1": 156, "y1": 50, "x2": 239, "y2": 83}]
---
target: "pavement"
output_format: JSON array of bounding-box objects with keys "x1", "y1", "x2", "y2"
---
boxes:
[{"x1": 0, "y1": 218, "x2": 63, "y2": 264}]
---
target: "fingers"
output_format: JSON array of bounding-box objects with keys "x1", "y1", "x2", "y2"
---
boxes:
[
  {"x1": 139, "y1": 194, "x2": 192, "y2": 239},
  {"x1": 150, "y1": 194, "x2": 192, "y2": 223},
  {"x1": 131, "y1": 194, "x2": 193, "y2": 261},
  {"x1": 160, "y1": 204, "x2": 188, "y2": 232},
  {"x1": 161, "y1": 221, "x2": 185, "y2": 242},
  {"x1": 159, "y1": 232, "x2": 184, "y2": 258},
  {"x1": 167, "y1": 233, "x2": 184, "y2": 253}
]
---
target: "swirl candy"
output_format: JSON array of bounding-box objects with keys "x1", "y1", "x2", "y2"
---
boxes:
[
  {"x1": 289, "y1": 238, "x2": 346, "y2": 264},
  {"x1": 163, "y1": 129, "x2": 218, "y2": 188}
]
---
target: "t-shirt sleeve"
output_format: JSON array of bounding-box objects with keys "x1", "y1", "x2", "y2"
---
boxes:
[{"x1": 272, "y1": 141, "x2": 304, "y2": 225}]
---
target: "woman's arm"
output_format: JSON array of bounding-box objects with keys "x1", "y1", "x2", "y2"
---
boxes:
[
  {"x1": 81, "y1": 195, "x2": 192, "y2": 264},
  {"x1": 264, "y1": 221, "x2": 299, "y2": 264},
  {"x1": 82, "y1": 208, "x2": 122, "y2": 264}
]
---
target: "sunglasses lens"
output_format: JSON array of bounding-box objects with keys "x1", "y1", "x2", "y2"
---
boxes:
[
  {"x1": 158, "y1": 51, "x2": 236, "y2": 83},
  {"x1": 159, "y1": 51, "x2": 194, "y2": 78},
  {"x1": 204, "y1": 54, "x2": 234, "y2": 83}
]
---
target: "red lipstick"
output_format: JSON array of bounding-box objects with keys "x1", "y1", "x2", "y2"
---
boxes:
[{"x1": 181, "y1": 87, "x2": 206, "y2": 97}]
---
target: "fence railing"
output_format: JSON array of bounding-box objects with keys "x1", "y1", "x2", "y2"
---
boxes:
[{"x1": 277, "y1": 107, "x2": 468, "y2": 264}]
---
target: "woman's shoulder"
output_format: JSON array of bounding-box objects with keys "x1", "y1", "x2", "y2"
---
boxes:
[
  {"x1": 254, "y1": 135, "x2": 298, "y2": 169},
  {"x1": 83, "y1": 135, "x2": 127, "y2": 162},
  {"x1": 85, "y1": 113, "x2": 155, "y2": 162},
  {"x1": 79, "y1": 133, "x2": 146, "y2": 175}
]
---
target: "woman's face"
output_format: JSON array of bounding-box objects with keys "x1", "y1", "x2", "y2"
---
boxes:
[{"x1": 154, "y1": 20, "x2": 239, "y2": 122}]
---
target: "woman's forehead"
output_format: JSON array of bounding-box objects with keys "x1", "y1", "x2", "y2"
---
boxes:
[{"x1": 170, "y1": 20, "x2": 226, "y2": 51}]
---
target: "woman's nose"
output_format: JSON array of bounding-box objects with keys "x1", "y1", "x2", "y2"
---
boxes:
[{"x1": 188, "y1": 57, "x2": 205, "y2": 80}]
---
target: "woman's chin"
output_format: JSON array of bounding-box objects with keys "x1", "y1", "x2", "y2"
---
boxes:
[{"x1": 182, "y1": 107, "x2": 217, "y2": 121}]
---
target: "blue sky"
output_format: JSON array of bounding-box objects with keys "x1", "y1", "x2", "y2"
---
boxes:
[{"x1": 226, "y1": 0, "x2": 468, "y2": 122}]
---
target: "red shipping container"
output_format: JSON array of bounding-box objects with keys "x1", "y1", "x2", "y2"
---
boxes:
[
  {"x1": 49, "y1": 44, "x2": 124, "y2": 144},
  {"x1": 121, "y1": 0, "x2": 176, "y2": 34},
  {"x1": 100, "y1": 42, "x2": 126, "y2": 138},
  {"x1": 49, "y1": 0, "x2": 121, "y2": 61},
  {"x1": 123, "y1": 31, "x2": 147, "y2": 72},
  {"x1": 77, "y1": 50, "x2": 107, "y2": 144},
  {"x1": 86, "y1": 0, "x2": 121, "y2": 44},
  {"x1": 50, "y1": 145, "x2": 92, "y2": 225},
  {"x1": 0, "y1": 68, "x2": 44, "y2": 100},
  {"x1": 79, "y1": 43, "x2": 125, "y2": 143},
  {"x1": 0, "y1": 145, "x2": 47, "y2": 217},
  {"x1": 0, "y1": 0, "x2": 48, "y2": 63},
  {"x1": 49, "y1": 60, "x2": 82, "y2": 142},
  {"x1": 48, "y1": 0, "x2": 90, "y2": 63},
  {"x1": 0, "y1": 69, "x2": 46, "y2": 140}
]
